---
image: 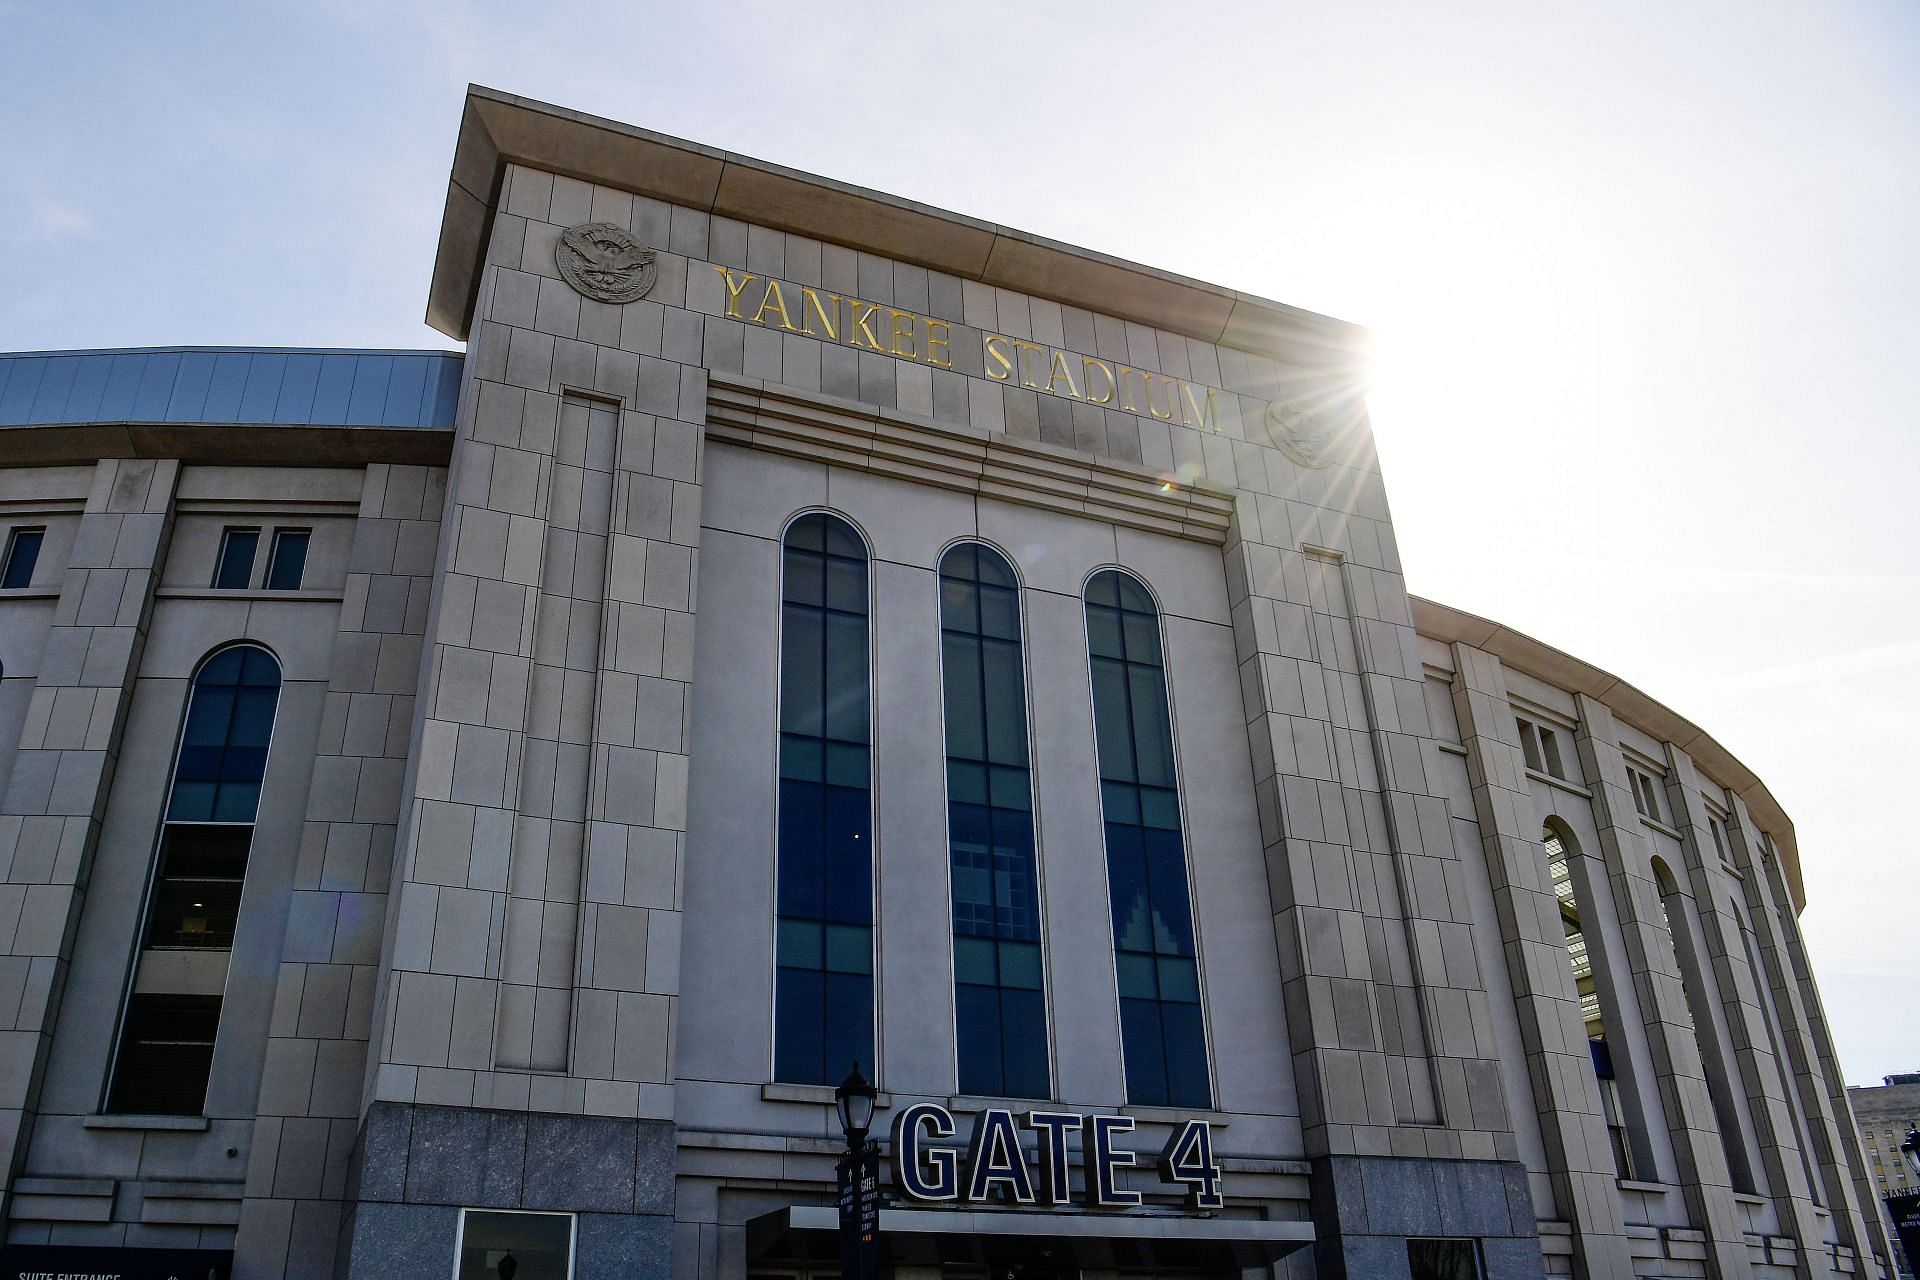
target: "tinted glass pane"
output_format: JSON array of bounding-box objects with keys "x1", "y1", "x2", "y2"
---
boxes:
[
  {"x1": 1085, "y1": 572, "x2": 1208, "y2": 1105},
  {"x1": 956, "y1": 983, "x2": 1004, "y2": 1096},
  {"x1": 779, "y1": 609, "x2": 823, "y2": 737},
  {"x1": 979, "y1": 585, "x2": 1019, "y2": 640},
  {"x1": 1160, "y1": 1001, "x2": 1212, "y2": 1107},
  {"x1": 942, "y1": 635, "x2": 985, "y2": 761},
  {"x1": 940, "y1": 576, "x2": 974, "y2": 633},
  {"x1": 777, "y1": 919, "x2": 822, "y2": 969},
  {"x1": 942, "y1": 544, "x2": 1047, "y2": 1098},
  {"x1": 774, "y1": 966, "x2": 824, "y2": 1084},
  {"x1": 823, "y1": 612, "x2": 869, "y2": 742},
  {"x1": 775, "y1": 514, "x2": 873, "y2": 1085},
  {"x1": 823, "y1": 972, "x2": 874, "y2": 1079},
  {"x1": 1090, "y1": 661, "x2": 1135, "y2": 781},
  {"x1": 1, "y1": 527, "x2": 43, "y2": 589},
  {"x1": 213, "y1": 529, "x2": 258, "y2": 589},
  {"x1": 1119, "y1": 998, "x2": 1169, "y2": 1106},
  {"x1": 108, "y1": 994, "x2": 220, "y2": 1115},
  {"x1": 1000, "y1": 989, "x2": 1050, "y2": 1099},
  {"x1": 982, "y1": 642, "x2": 1028, "y2": 765},
  {"x1": 264, "y1": 529, "x2": 309, "y2": 590},
  {"x1": 457, "y1": 1211, "x2": 574, "y2": 1280}
]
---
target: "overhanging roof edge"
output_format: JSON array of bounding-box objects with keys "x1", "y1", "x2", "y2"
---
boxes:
[{"x1": 428, "y1": 85, "x2": 1367, "y2": 369}]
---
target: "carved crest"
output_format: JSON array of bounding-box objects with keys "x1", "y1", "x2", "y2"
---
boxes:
[
  {"x1": 1264, "y1": 398, "x2": 1340, "y2": 469},
  {"x1": 554, "y1": 222, "x2": 658, "y2": 304}
]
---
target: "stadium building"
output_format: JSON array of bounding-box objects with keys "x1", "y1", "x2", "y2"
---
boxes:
[{"x1": 0, "y1": 87, "x2": 1893, "y2": 1280}]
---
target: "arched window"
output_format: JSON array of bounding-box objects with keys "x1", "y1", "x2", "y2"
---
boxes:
[
  {"x1": 1652, "y1": 858, "x2": 1758, "y2": 1193},
  {"x1": 773, "y1": 514, "x2": 874, "y2": 1085},
  {"x1": 110, "y1": 643, "x2": 282, "y2": 1115},
  {"x1": 1085, "y1": 570, "x2": 1208, "y2": 1108},
  {"x1": 939, "y1": 544, "x2": 1047, "y2": 1098},
  {"x1": 1544, "y1": 822, "x2": 1638, "y2": 1179}
]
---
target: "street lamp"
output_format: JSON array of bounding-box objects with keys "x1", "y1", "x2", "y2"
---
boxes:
[
  {"x1": 834, "y1": 1064, "x2": 881, "y2": 1280},
  {"x1": 1900, "y1": 1126, "x2": 1920, "y2": 1180},
  {"x1": 836, "y1": 1063, "x2": 878, "y2": 1148}
]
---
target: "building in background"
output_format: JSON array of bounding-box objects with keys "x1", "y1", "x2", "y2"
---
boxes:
[
  {"x1": 1850, "y1": 1074, "x2": 1920, "y2": 1275},
  {"x1": 0, "y1": 87, "x2": 1897, "y2": 1280}
]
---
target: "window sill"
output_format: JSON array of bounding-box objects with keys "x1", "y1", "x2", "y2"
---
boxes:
[
  {"x1": 761, "y1": 1082, "x2": 894, "y2": 1109},
  {"x1": 0, "y1": 587, "x2": 59, "y2": 600},
  {"x1": 1123, "y1": 1103, "x2": 1232, "y2": 1128},
  {"x1": 84, "y1": 1114, "x2": 210, "y2": 1132},
  {"x1": 1615, "y1": 1178, "x2": 1670, "y2": 1194},
  {"x1": 1525, "y1": 768, "x2": 1592, "y2": 799},
  {"x1": 1639, "y1": 816, "x2": 1683, "y2": 840},
  {"x1": 1733, "y1": 1192, "x2": 1767, "y2": 1207},
  {"x1": 155, "y1": 587, "x2": 344, "y2": 603}
]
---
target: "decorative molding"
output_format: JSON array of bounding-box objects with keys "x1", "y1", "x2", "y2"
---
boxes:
[{"x1": 705, "y1": 374, "x2": 1235, "y2": 546}]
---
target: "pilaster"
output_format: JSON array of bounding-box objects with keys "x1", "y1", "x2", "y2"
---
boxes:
[
  {"x1": 1721, "y1": 790, "x2": 1883, "y2": 1273},
  {"x1": 233, "y1": 464, "x2": 446, "y2": 1279},
  {"x1": 1574, "y1": 699, "x2": 1752, "y2": 1279},
  {"x1": 1449, "y1": 646, "x2": 1634, "y2": 1280},
  {"x1": 0, "y1": 458, "x2": 178, "y2": 1213}
]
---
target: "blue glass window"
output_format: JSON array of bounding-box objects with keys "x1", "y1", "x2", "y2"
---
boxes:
[
  {"x1": 774, "y1": 514, "x2": 874, "y2": 1085},
  {"x1": 264, "y1": 528, "x2": 309, "y2": 591},
  {"x1": 1, "y1": 527, "x2": 43, "y2": 589},
  {"x1": 112, "y1": 644, "x2": 281, "y2": 1113},
  {"x1": 1085, "y1": 570, "x2": 1210, "y2": 1107},
  {"x1": 166, "y1": 645, "x2": 282, "y2": 824},
  {"x1": 212, "y1": 527, "x2": 258, "y2": 590},
  {"x1": 940, "y1": 544, "x2": 1049, "y2": 1099}
]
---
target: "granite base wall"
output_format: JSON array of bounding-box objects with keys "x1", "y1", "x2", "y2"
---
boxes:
[
  {"x1": 337, "y1": 1102, "x2": 674, "y2": 1280},
  {"x1": 1308, "y1": 1155, "x2": 1545, "y2": 1280}
]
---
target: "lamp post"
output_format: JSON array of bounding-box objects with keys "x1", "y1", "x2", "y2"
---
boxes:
[
  {"x1": 835, "y1": 1064, "x2": 881, "y2": 1280},
  {"x1": 1902, "y1": 1126, "x2": 1920, "y2": 1181}
]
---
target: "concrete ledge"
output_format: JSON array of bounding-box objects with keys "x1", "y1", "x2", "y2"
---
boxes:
[{"x1": 83, "y1": 1113, "x2": 210, "y2": 1131}]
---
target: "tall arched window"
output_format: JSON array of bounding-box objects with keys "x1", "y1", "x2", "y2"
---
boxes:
[
  {"x1": 1652, "y1": 858, "x2": 1758, "y2": 1193},
  {"x1": 110, "y1": 643, "x2": 282, "y2": 1115},
  {"x1": 940, "y1": 544, "x2": 1048, "y2": 1098},
  {"x1": 1085, "y1": 570, "x2": 1209, "y2": 1108},
  {"x1": 1544, "y1": 821, "x2": 1639, "y2": 1179},
  {"x1": 774, "y1": 514, "x2": 874, "y2": 1085}
]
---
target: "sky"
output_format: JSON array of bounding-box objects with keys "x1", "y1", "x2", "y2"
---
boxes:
[{"x1": 1, "y1": 2, "x2": 1915, "y2": 1085}]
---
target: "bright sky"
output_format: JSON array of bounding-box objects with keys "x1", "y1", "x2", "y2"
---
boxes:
[{"x1": 2, "y1": 3, "x2": 1914, "y2": 1085}]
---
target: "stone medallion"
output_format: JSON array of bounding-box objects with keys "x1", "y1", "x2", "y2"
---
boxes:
[
  {"x1": 554, "y1": 222, "x2": 658, "y2": 304},
  {"x1": 1264, "y1": 398, "x2": 1340, "y2": 469}
]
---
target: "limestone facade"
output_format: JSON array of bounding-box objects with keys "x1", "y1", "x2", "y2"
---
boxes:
[{"x1": 0, "y1": 87, "x2": 1891, "y2": 1280}]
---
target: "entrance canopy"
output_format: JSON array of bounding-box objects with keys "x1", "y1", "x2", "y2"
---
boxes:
[{"x1": 747, "y1": 1205, "x2": 1314, "y2": 1272}]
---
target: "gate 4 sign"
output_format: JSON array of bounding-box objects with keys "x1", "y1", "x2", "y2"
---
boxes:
[{"x1": 889, "y1": 1104, "x2": 1224, "y2": 1211}]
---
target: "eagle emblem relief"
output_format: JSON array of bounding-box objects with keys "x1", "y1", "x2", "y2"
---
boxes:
[
  {"x1": 1264, "y1": 398, "x2": 1342, "y2": 469},
  {"x1": 554, "y1": 222, "x2": 658, "y2": 304}
]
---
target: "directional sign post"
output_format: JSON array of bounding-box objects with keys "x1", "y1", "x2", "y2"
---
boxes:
[{"x1": 837, "y1": 1142, "x2": 881, "y2": 1280}]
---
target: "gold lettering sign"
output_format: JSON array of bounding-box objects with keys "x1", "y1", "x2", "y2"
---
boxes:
[
  {"x1": 716, "y1": 266, "x2": 1224, "y2": 432},
  {"x1": 716, "y1": 268, "x2": 954, "y2": 370},
  {"x1": 984, "y1": 333, "x2": 1217, "y2": 431}
]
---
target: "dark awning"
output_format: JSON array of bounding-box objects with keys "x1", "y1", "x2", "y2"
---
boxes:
[{"x1": 747, "y1": 1204, "x2": 1313, "y2": 1271}]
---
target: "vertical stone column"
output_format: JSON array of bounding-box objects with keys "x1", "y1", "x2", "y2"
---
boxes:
[
  {"x1": 349, "y1": 168, "x2": 699, "y2": 1277},
  {"x1": 0, "y1": 457, "x2": 177, "y2": 1214},
  {"x1": 1721, "y1": 793, "x2": 1881, "y2": 1269},
  {"x1": 1450, "y1": 647, "x2": 1634, "y2": 1280},
  {"x1": 1574, "y1": 701, "x2": 1751, "y2": 1279},
  {"x1": 1225, "y1": 448, "x2": 1539, "y2": 1273},
  {"x1": 234, "y1": 464, "x2": 444, "y2": 1279},
  {"x1": 1667, "y1": 774, "x2": 1821, "y2": 1239}
]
